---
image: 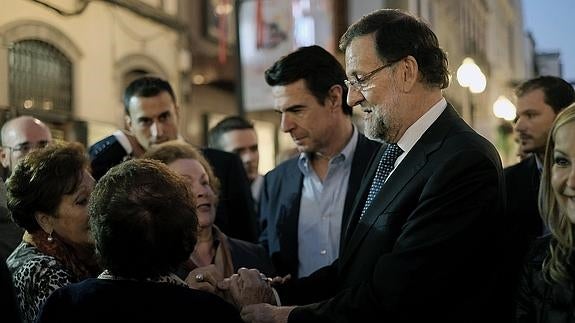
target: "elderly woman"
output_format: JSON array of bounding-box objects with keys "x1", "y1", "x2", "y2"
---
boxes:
[
  {"x1": 35, "y1": 159, "x2": 242, "y2": 322},
  {"x1": 515, "y1": 102, "x2": 575, "y2": 322},
  {"x1": 6, "y1": 141, "x2": 99, "y2": 322},
  {"x1": 143, "y1": 141, "x2": 274, "y2": 290}
]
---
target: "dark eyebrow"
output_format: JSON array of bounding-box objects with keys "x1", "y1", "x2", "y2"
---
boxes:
[
  {"x1": 158, "y1": 111, "x2": 171, "y2": 118},
  {"x1": 284, "y1": 104, "x2": 305, "y2": 113}
]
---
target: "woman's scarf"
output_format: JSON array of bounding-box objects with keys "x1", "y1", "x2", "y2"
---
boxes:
[{"x1": 23, "y1": 230, "x2": 100, "y2": 279}]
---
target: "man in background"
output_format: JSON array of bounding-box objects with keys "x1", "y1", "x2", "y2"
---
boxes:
[
  {"x1": 209, "y1": 116, "x2": 264, "y2": 208},
  {"x1": 504, "y1": 75, "x2": 575, "y2": 317},
  {"x1": 0, "y1": 115, "x2": 52, "y2": 259},
  {"x1": 1, "y1": 116, "x2": 52, "y2": 175},
  {"x1": 89, "y1": 76, "x2": 259, "y2": 242},
  {"x1": 506, "y1": 76, "x2": 575, "y2": 252}
]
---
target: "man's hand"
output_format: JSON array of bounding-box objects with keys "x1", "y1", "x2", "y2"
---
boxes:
[{"x1": 217, "y1": 268, "x2": 276, "y2": 309}]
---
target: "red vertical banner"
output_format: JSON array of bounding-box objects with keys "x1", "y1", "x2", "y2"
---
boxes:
[
  {"x1": 256, "y1": 0, "x2": 264, "y2": 49},
  {"x1": 218, "y1": 0, "x2": 229, "y2": 64}
]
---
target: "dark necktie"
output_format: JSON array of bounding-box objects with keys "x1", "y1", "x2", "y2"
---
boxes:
[{"x1": 360, "y1": 143, "x2": 403, "y2": 220}]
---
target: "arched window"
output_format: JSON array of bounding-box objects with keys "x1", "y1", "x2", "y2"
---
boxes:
[{"x1": 9, "y1": 39, "x2": 73, "y2": 116}]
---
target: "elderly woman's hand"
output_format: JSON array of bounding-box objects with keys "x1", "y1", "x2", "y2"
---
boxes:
[{"x1": 185, "y1": 264, "x2": 223, "y2": 294}]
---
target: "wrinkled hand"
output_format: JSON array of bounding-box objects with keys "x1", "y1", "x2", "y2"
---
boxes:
[
  {"x1": 217, "y1": 268, "x2": 275, "y2": 309},
  {"x1": 185, "y1": 264, "x2": 223, "y2": 295},
  {"x1": 241, "y1": 303, "x2": 294, "y2": 323}
]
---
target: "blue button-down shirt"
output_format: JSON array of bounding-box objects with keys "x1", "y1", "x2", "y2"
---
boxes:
[{"x1": 296, "y1": 127, "x2": 358, "y2": 277}]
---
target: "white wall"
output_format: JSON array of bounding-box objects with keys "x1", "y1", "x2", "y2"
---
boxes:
[{"x1": 0, "y1": 0, "x2": 183, "y2": 144}]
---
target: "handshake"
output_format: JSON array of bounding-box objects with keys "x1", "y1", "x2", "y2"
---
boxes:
[{"x1": 184, "y1": 265, "x2": 293, "y2": 323}]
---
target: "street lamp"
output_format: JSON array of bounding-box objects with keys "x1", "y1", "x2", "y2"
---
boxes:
[
  {"x1": 492, "y1": 95, "x2": 516, "y2": 121},
  {"x1": 456, "y1": 57, "x2": 486, "y2": 126}
]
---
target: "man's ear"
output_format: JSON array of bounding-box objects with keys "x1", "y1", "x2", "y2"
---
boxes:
[
  {"x1": 327, "y1": 85, "x2": 343, "y2": 112},
  {"x1": 125, "y1": 115, "x2": 133, "y2": 132},
  {"x1": 174, "y1": 105, "x2": 181, "y2": 119},
  {"x1": 400, "y1": 55, "x2": 419, "y2": 92},
  {"x1": 35, "y1": 211, "x2": 54, "y2": 235},
  {"x1": 0, "y1": 148, "x2": 10, "y2": 168}
]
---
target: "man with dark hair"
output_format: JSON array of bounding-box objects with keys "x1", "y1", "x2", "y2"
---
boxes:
[
  {"x1": 508, "y1": 76, "x2": 575, "y2": 233},
  {"x1": 504, "y1": 75, "x2": 575, "y2": 314},
  {"x1": 258, "y1": 45, "x2": 380, "y2": 279},
  {"x1": 89, "y1": 76, "x2": 259, "y2": 243},
  {"x1": 220, "y1": 9, "x2": 505, "y2": 323},
  {"x1": 208, "y1": 116, "x2": 263, "y2": 206}
]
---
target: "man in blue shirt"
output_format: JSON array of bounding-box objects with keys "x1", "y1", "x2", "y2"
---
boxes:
[{"x1": 259, "y1": 45, "x2": 380, "y2": 279}]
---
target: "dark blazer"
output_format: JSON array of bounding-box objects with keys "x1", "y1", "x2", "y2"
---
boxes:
[
  {"x1": 279, "y1": 105, "x2": 507, "y2": 323},
  {"x1": 259, "y1": 132, "x2": 380, "y2": 278},
  {"x1": 175, "y1": 234, "x2": 275, "y2": 281},
  {"x1": 504, "y1": 155, "x2": 544, "y2": 258},
  {"x1": 503, "y1": 155, "x2": 545, "y2": 320},
  {"x1": 89, "y1": 136, "x2": 258, "y2": 242}
]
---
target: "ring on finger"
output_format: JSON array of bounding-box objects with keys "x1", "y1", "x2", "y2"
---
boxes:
[
  {"x1": 259, "y1": 273, "x2": 272, "y2": 283},
  {"x1": 195, "y1": 273, "x2": 204, "y2": 282}
]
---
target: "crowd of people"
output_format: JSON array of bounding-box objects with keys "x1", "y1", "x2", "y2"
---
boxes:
[{"x1": 1, "y1": 8, "x2": 575, "y2": 323}]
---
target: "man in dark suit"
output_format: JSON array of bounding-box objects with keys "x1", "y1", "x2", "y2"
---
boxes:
[
  {"x1": 89, "y1": 76, "x2": 258, "y2": 242},
  {"x1": 258, "y1": 45, "x2": 380, "y2": 279},
  {"x1": 220, "y1": 9, "x2": 506, "y2": 323},
  {"x1": 503, "y1": 75, "x2": 575, "y2": 318}
]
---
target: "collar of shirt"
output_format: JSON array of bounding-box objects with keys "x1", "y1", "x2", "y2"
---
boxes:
[
  {"x1": 297, "y1": 125, "x2": 359, "y2": 176},
  {"x1": 113, "y1": 130, "x2": 133, "y2": 154},
  {"x1": 534, "y1": 154, "x2": 543, "y2": 173},
  {"x1": 395, "y1": 97, "x2": 447, "y2": 166}
]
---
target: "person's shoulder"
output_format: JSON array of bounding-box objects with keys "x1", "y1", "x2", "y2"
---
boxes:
[
  {"x1": 200, "y1": 147, "x2": 235, "y2": 161},
  {"x1": 504, "y1": 155, "x2": 535, "y2": 175},
  {"x1": 9, "y1": 244, "x2": 74, "y2": 292},
  {"x1": 525, "y1": 234, "x2": 552, "y2": 265},
  {"x1": 228, "y1": 236, "x2": 266, "y2": 253},
  {"x1": 265, "y1": 155, "x2": 299, "y2": 178},
  {"x1": 165, "y1": 283, "x2": 242, "y2": 319},
  {"x1": 88, "y1": 135, "x2": 119, "y2": 156}
]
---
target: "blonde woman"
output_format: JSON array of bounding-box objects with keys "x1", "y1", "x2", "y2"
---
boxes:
[{"x1": 516, "y1": 102, "x2": 575, "y2": 322}]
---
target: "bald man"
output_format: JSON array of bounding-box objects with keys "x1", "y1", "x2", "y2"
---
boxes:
[
  {"x1": 0, "y1": 116, "x2": 52, "y2": 259},
  {"x1": 1, "y1": 116, "x2": 52, "y2": 173}
]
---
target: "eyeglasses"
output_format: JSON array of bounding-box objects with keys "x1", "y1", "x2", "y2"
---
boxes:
[
  {"x1": 6, "y1": 140, "x2": 50, "y2": 154},
  {"x1": 344, "y1": 60, "x2": 399, "y2": 92}
]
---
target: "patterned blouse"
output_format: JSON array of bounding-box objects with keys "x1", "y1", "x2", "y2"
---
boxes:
[{"x1": 6, "y1": 242, "x2": 79, "y2": 323}]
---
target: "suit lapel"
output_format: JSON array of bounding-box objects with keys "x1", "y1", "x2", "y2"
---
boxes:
[
  {"x1": 339, "y1": 105, "x2": 459, "y2": 268},
  {"x1": 340, "y1": 134, "x2": 380, "y2": 248},
  {"x1": 277, "y1": 161, "x2": 304, "y2": 266},
  {"x1": 341, "y1": 145, "x2": 384, "y2": 243}
]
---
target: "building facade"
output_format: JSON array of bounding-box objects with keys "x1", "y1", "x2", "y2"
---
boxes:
[{"x1": 0, "y1": 0, "x2": 189, "y2": 147}]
